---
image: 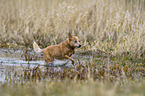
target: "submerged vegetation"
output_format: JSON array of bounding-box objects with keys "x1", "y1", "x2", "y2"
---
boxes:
[{"x1": 0, "y1": 0, "x2": 145, "y2": 96}]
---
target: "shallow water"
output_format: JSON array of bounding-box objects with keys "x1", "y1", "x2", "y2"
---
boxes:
[
  {"x1": 0, "y1": 48, "x2": 92, "y2": 82},
  {"x1": 0, "y1": 57, "x2": 75, "y2": 82}
]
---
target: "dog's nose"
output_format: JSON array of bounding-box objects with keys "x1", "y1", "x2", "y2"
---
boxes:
[{"x1": 78, "y1": 44, "x2": 81, "y2": 48}]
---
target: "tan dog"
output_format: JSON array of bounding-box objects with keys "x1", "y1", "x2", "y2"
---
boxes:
[{"x1": 33, "y1": 33, "x2": 81, "y2": 65}]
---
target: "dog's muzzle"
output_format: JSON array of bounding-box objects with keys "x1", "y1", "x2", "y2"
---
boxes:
[{"x1": 78, "y1": 44, "x2": 81, "y2": 48}]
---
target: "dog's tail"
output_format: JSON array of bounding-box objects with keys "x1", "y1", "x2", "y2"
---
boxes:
[{"x1": 33, "y1": 41, "x2": 43, "y2": 53}]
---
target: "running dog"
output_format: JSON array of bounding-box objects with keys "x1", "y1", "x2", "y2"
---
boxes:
[{"x1": 33, "y1": 33, "x2": 81, "y2": 65}]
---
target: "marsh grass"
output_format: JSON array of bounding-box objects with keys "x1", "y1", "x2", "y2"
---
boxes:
[
  {"x1": 0, "y1": 0, "x2": 145, "y2": 59},
  {"x1": 0, "y1": 56, "x2": 145, "y2": 96}
]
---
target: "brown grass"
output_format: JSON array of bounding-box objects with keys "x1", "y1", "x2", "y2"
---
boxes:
[{"x1": 0, "y1": 0, "x2": 145, "y2": 59}]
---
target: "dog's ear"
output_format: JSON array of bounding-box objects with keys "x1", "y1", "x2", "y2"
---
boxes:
[
  {"x1": 68, "y1": 32, "x2": 72, "y2": 38},
  {"x1": 74, "y1": 31, "x2": 78, "y2": 36},
  {"x1": 68, "y1": 32, "x2": 72, "y2": 41}
]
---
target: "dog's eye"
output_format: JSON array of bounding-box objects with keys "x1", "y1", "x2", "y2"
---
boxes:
[{"x1": 74, "y1": 41, "x2": 77, "y2": 43}]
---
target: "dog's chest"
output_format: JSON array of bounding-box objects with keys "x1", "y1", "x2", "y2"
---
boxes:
[{"x1": 65, "y1": 50, "x2": 74, "y2": 57}]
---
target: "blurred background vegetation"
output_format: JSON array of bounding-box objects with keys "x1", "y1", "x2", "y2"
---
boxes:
[{"x1": 0, "y1": 0, "x2": 145, "y2": 59}]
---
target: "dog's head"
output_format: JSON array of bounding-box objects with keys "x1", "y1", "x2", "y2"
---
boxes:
[{"x1": 68, "y1": 33, "x2": 81, "y2": 48}]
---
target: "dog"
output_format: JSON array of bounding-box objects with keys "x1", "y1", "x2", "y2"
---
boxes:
[{"x1": 33, "y1": 33, "x2": 81, "y2": 65}]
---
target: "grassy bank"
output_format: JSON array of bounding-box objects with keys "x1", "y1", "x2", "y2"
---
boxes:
[{"x1": 0, "y1": 0, "x2": 145, "y2": 59}]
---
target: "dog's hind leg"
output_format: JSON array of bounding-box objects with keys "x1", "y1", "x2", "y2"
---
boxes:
[
  {"x1": 63, "y1": 60, "x2": 69, "y2": 65},
  {"x1": 43, "y1": 52, "x2": 54, "y2": 65}
]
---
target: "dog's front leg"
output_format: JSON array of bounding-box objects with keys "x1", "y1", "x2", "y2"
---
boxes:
[{"x1": 64, "y1": 55, "x2": 75, "y2": 65}]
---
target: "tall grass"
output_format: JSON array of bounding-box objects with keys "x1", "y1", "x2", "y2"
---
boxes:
[{"x1": 0, "y1": 0, "x2": 145, "y2": 59}]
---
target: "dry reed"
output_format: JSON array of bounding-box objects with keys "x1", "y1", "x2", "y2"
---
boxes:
[{"x1": 0, "y1": 0, "x2": 145, "y2": 59}]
